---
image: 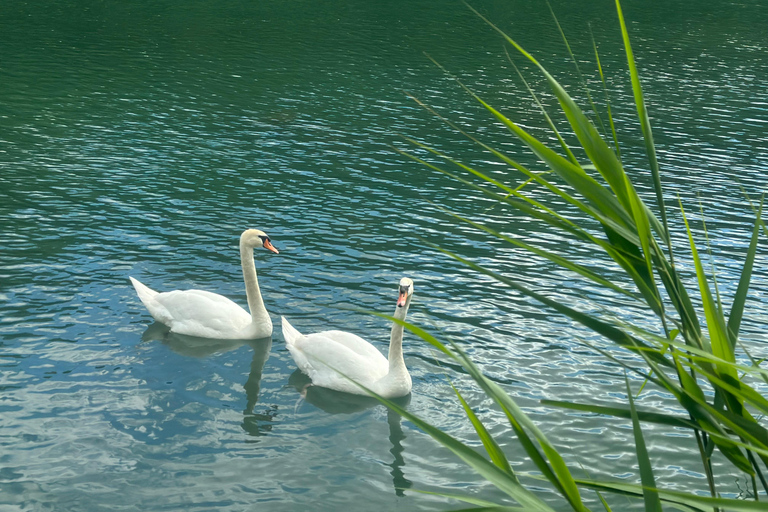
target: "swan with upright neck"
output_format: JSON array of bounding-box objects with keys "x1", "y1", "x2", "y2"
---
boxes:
[
  {"x1": 130, "y1": 229, "x2": 278, "y2": 339},
  {"x1": 282, "y1": 278, "x2": 414, "y2": 399}
]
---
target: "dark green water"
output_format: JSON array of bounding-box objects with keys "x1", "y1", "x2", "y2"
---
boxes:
[{"x1": 2, "y1": 1, "x2": 767, "y2": 510}]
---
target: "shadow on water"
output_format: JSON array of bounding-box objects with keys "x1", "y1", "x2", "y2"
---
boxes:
[
  {"x1": 288, "y1": 369, "x2": 413, "y2": 496},
  {"x1": 141, "y1": 322, "x2": 277, "y2": 436}
]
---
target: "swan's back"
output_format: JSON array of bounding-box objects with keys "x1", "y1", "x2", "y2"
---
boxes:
[
  {"x1": 281, "y1": 316, "x2": 389, "y2": 393},
  {"x1": 130, "y1": 277, "x2": 253, "y2": 338}
]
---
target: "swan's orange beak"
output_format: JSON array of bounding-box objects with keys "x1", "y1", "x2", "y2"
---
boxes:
[
  {"x1": 263, "y1": 239, "x2": 279, "y2": 254},
  {"x1": 397, "y1": 288, "x2": 408, "y2": 307}
]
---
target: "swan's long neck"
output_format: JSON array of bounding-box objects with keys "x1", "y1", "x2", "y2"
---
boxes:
[
  {"x1": 387, "y1": 296, "x2": 411, "y2": 374},
  {"x1": 240, "y1": 241, "x2": 269, "y2": 323}
]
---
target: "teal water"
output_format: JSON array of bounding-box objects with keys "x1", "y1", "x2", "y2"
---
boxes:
[{"x1": 2, "y1": 1, "x2": 768, "y2": 510}]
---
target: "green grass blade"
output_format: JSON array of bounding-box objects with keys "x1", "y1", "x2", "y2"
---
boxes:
[
  {"x1": 655, "y1": 253, "x2": 703, "y2": 345},
  {"x1": 547, "y1": 1, "x2": 608, "y2": 138},
  {"x1": 405, "y1": 90, "x2": 572, "y2": 194},
  {"x1": 625, "y1": 374, "x2": 662, "y2": 512},
  {"x1": 625, "y1": 175, "x2": 661, "y2": 311},
  {"x1": 448, "y1": 346, "x2": 591, "y2": 511},
  {"x1": 441, "y1": 207, "x2": 639, "y2": 300},
  {"x1": 407, "y1": 489, "x2": 504, "y2": 508},
  {"x1": 396, "y1": 143, "x2": 650, "y2": 268},
  {"x1": 420, "y1": 65, "x2": 634, "y2": 231},
  {"x1": 615, "y1": 0, "x2": 670, "y2": 248},
  {"x1": 452, "y1": 383, "x2": 516, "y2": 478},
  {"x1": 574, "y1": 478, "x2": 768, "y2": 511},
  {"x1": 467, "y1": 4, "x2": 634, "y2": 214},
  {"x1": 363, "y1": 313, "x2": 581, "y2": 509},
  {"x1": 685, "y1": 362, "x2": 768, "y2": 417},
  {"x1": 471, "y1": 84, "x2": 633, "y2": 229},
  {"x1": 541, "y1": 400, "x2": 697, "y2": 430},
  {"x1": 679, "y1": 200, "x2": 737, "y2": 375},
  {"x1": 360, "y1": 385, "x2": 555, "y2": 510},
  {"x1": 727, "y1": 197, "x2": 763, "y2": 342},
  {"x1": 504, "y1": 49, "x2": 578, "y2": 165},
  {"x1": 589, "y1": 24, "x2": 621, "y2": 158},
  {"x1": 431, "y1": 243, "x2": 672, "y2": 367},
  {"x1": 671, "y1": 357, "x2": 755, "y2": 473},
  {"x1": 648, "y1": 336, "x2": 768, "y2": 382}
]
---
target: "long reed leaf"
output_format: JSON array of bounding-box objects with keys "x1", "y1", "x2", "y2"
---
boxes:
[
  {"x1": 467, "y1": 3, "x2": 635, "y2": 214},
  {"x1": 589, "y1": 24, "x2": 621, "y2": 158},
  {"x1": 547, "y1": 1, "x2": 608, "y2": 138},
  {"x1": 440, "y1": 207, "x2": 639, "y2": 300},
  {"x1": 504, "y1": 48, "x2": 578, "y2": 165},
  {"x1": 431, "y1": 243, "x2": 672, "y2": 368},
  {"x1": 540, "y1": 400, "x2": 696, "y2": 430},
  {"x1": 625, "y1": 374, "x2": 662, "y2": 512},
  {"x1": 360, "y1": 384, "x2": 555, "y2": 510},
  {"x1": 574, "y1": 478, "x2": 768, "y2": 511},
  {"x1": 615, "y1": 0, "x2": 670, "y2": 248},
  {"x1": 452, "y1": 383, "x2": 516, "y2": 478},
  {"x1": 679, "y1": 199, "x2": 739, "y2": 409},
  {"x1": 727, "y1": 197, "x2": 763, "y2": 343}
]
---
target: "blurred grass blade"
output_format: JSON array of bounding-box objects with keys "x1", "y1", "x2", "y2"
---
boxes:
[
  {"x1": 447, "y1": 507, "x2": 528, "y2": 512},
  {"x1": 596, "y1": 493, "x2": 613, "y2": 512},
  {"x1": 453, "y1": 383, "x2": 516, "y2": 478},
  {"x1": 625, "y1": 373, "x2": 662, "y2": 512}
]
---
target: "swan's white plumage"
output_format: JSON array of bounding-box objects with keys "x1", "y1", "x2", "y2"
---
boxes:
[
  {"x1": 282, "y1": 278, "x2": 414, "y2": 398},
  {"x1": 283, "y1": 318, "x2": 389, "y2": 387},
  {"x1": 129, "y1": 229, "x2": 276, "y2": 340}
]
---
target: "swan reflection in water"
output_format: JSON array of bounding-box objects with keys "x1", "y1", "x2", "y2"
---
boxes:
[
  {"x1": 140, "y1": 323, "x2": 412, "y2": 495},
  {"x1": 140, "y1": 322, "x2": 276, "y2": 436},
  {"x1": 289, "y1": 369, "x2": 413, "y2": 496}
]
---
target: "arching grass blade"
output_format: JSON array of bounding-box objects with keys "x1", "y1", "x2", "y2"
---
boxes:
[{"x1": 625, "y1": 373, "x2": 662, "y2": 512}]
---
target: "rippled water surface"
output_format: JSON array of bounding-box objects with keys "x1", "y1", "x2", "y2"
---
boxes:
[{"x1": 2, "y1": 0, "x2": 768, "y2": 510}]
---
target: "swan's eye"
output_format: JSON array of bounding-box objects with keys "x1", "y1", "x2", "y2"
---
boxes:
[{"x1": 259, "y1": 235, "x2": 269, "y2": 243}]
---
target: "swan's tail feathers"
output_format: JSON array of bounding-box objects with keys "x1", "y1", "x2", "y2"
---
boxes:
[
  {"x1": 129, "y1": 276, "x2": 159, "y2": 307},
  {"x1": 281, "y1": 316, "x2": 303, "y2": 346}
]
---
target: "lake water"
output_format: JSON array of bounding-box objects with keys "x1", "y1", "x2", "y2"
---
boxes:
[{"x1": 2, "y1": 0, "x2": 768, "y2": 510}]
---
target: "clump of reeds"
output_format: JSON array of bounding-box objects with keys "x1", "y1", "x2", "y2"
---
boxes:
[{"x1": 373, "y1": 1, "x2": 768, "y2": 510}]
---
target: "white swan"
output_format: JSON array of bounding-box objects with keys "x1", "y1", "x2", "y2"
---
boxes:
[
  {"x1": 282, "y1": 278, "x2": 414, "y2": 399},
  {"x1": 130, "y1": 229, "x2": 279, "y2": 339}
]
